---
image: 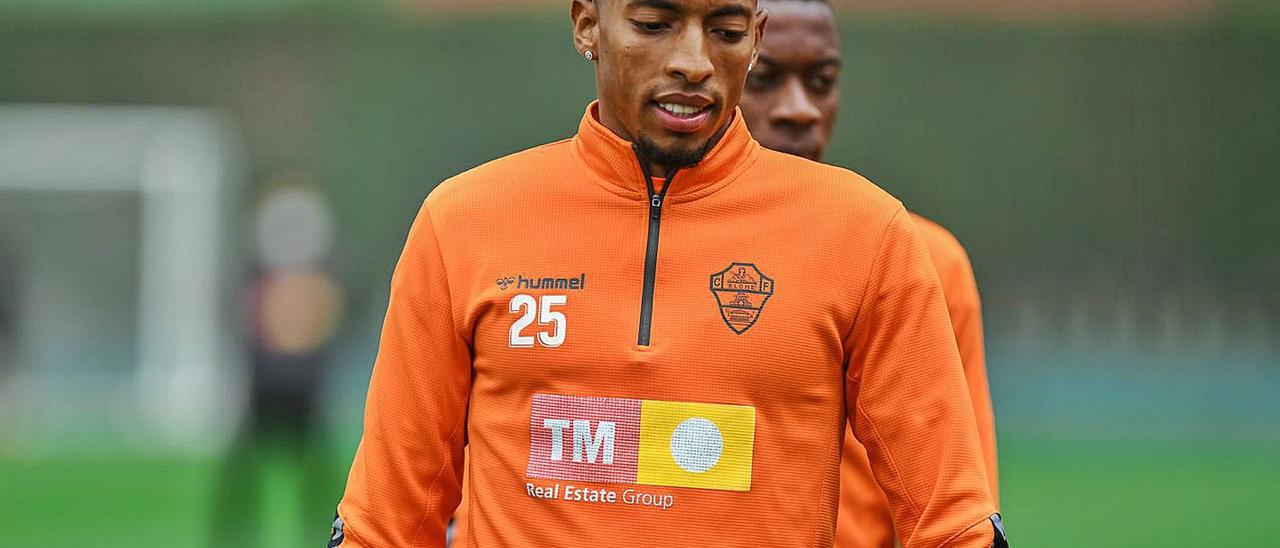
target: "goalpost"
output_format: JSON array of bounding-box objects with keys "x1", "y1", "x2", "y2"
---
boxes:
[{"x1": 0, "y1": 105, "x2": 247, "y2": 454}]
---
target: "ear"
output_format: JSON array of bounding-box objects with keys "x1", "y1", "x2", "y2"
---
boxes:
[
  {"x1": 571, "y1": 0, "x2": 600, "y2": 59},
  {"x1": 751, "y1": 8, "x2": 769, "y2": 68}
]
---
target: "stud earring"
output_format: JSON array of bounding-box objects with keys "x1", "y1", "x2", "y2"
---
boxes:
[{"x1": 584, "y1": 50, "x2": 595, "y2": 61}]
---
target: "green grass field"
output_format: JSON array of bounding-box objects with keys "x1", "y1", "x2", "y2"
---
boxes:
[
  {"x1": 998, "y1": 439, "x2": 1280, "y2": 546},
  {"x1": 2, "y1": 437, "x2": 1277, "y2": 547}
]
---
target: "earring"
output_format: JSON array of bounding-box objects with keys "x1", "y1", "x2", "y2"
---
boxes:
[
  {"x1": 584, "y1": 50, "x2": 595, "y2": 61},
  {"x1": 748, "y1": 61, "x2": 754, "y2": 72}
]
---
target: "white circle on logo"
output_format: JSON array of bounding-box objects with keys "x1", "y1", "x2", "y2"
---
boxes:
[{"x1": 669, "y1": 417, "x2": 724, "y2": 473}]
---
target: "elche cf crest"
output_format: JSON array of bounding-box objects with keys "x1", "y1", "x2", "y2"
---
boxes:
[{"x1": 709, "y1": 263, "x2": 774, "y2": 334}]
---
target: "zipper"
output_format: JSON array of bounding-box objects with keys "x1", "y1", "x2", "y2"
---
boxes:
[{"x1": 635, "y1": 144, "x2": 679, "y2": 347}]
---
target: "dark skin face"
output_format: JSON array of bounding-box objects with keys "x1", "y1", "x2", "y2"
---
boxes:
[
  {"x1": 572, "y1": 0, "x2": 768, "y2": 177},
  {"x1": 738, "y1": 0, "x2": 839, "y2": 162}
]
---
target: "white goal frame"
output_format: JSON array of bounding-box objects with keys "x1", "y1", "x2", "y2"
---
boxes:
[{"x1": 0, "y1": 105, "x2": 246, "y2": 453}]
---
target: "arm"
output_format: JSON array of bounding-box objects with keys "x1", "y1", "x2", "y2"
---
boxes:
[
  {"x1": 945, "y1": 246, "x2": 999, "y2": 505},
  {"x1": 333, "y1": 202, "x2": 471, "y2": 547},
  {"x1": 845, "y1": 207, "x2": 1000, "y2": 547}
]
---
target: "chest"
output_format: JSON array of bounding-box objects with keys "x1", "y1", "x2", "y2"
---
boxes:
[{"x1": 463, "y1": 198, "x2": 858, "y2": 404}]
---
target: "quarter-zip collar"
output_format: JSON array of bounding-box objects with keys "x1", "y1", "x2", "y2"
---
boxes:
[{"x1": 572, "y1": 101, "x2": 760, "y2": 201}]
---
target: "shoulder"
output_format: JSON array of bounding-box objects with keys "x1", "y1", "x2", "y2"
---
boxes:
[
  {"x1": 907, "y1": 213, "x2": 979, "y2": 305},
  {"x1": 907, "y1": 213, "x2": 971, "y2": 271},
  {"x1": 428, "y1": 139, "x2": 574, "y2": 206},
  {"x1": 423, "y1": 138, "x2": 574, "y2": 223},
  {"x1": 748, "y1": 148, "x2": 904, "y2": 227}
]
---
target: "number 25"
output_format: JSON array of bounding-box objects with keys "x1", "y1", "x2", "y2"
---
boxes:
[{"x1": 509, "y1": 294, "x2": 566, "y2": 348}]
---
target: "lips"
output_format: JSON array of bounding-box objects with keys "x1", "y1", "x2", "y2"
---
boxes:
[{"x1": 651, "y1": 93, "x2": 716, "y2": 134}]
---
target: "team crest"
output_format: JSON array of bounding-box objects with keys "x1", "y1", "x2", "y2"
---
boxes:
[{"x1": 709, "y1": 263, "x2": 774, "y2": 334}]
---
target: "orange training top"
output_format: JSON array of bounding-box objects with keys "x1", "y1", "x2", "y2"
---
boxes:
[
  {"x1": 447, "y1": 215, "x2": 1001, "y2": 548},
  {"x1": 448, "y1": 211, "x2": 1001, "y2": 548},
  {"x1": 834, "y1": 214, "x2": 999, "y2": 548},
  {"x1": 333, "y1": 103, "x2": 998, "y2": 547},
  {"x1": 448, "y1": 213, "x2": 1001, "y2": 548}
]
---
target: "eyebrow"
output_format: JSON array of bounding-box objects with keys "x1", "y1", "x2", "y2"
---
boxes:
[{"x1": 707, "y1": 4, "x2": 753, "y2": 19}]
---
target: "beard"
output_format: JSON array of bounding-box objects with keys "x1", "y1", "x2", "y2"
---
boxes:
[{"x1": 635, "y1": 135, "x2": 715, "y2": 172}]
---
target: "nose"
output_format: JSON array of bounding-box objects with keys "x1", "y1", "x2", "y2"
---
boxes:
[
  {"x1": 666, "y1": 28, "x2": 714, "y2": 84},
  {"x1": 769, "y1": 77, "x2": 821, "y2": 127}
]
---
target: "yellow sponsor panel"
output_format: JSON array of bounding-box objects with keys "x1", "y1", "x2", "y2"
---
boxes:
[{"x1": 636, "y1": 400, "x2": 756, "y2": 491}]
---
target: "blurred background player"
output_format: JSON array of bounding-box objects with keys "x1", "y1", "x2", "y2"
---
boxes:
[
  {"x1": 736, "y1": 1, "x2": 1000, "y2": 545},
  {"x1": 0, "y1": 238, "x2": 16, "y2": 382},
  {"x1": 211, "y1": 173, "x2": 346, "y2": 547}
]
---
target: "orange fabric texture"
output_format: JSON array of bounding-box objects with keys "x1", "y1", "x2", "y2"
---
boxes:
[
  {"x1": 448, "y1": 216, "x2": 999, "y2": 548},
  {"x1": 912, "y1": 214, "x2": 999, "y2": 503},
  {"x1": 336, "y1": 104, "x2": 996, "y2": 547},
  {"x1": 834, "y1": 214, "x2": 998, "y2": 548},
  {"x1": 451, "y1": 454, "x2": 471, "y2": 546}
]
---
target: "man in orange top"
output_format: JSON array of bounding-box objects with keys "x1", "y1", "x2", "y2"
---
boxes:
[
  {"x1": 735, "y1": 1, "x2": 1000, "y2": 546},
  {"x1": 331, "y1": 1, "x2": 1005, "y2": 546}
]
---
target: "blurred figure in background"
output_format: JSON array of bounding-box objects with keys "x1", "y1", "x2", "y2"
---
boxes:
[
  {"x1": 736, "y1": 1, "x2": 1000, "y2": 546},
  {"x1": 211, "y1": 172, "x2": 346, "y2": 547},
  {"x1": 0, "y1": 238, "x2": 16, "y2": 376}
]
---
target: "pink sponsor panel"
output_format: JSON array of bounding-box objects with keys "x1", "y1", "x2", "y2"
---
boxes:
[{"x1": 526, "y1": 394, "x2": 641, "y2": 484}]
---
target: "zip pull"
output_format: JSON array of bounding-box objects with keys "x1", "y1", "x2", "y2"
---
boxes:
[{"x1": 650, "y1": 194, "x2": 662, "y2": 218}]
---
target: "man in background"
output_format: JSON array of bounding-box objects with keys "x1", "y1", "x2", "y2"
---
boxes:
[{"x1": 736, "y1": 1, "x2": 1000, "y2": 545}]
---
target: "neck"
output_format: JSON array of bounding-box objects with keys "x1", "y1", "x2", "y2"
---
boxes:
[
  {"x1": 647, "y1": 158, "x2": 679, "y2": 179},
  {"x1": 649, "y1": 161, "x2": 673, "y2": 180}
]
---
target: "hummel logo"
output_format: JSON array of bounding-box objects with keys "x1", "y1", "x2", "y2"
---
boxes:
[{"x1": 497, "y1": 273, "x2": 586, "y2": 291}]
